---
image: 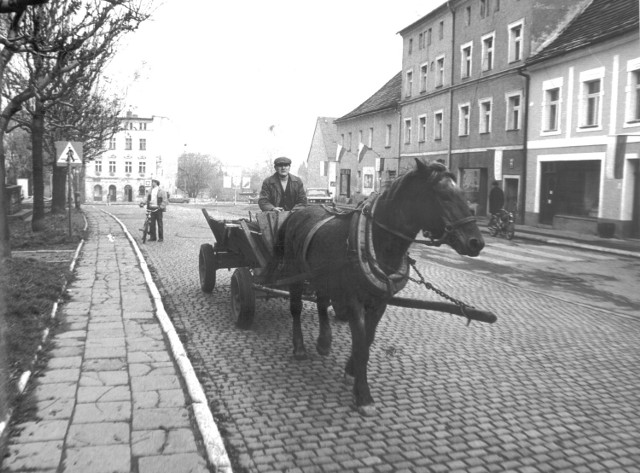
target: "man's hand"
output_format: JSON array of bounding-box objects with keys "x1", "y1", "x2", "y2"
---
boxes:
[{"x1": 273, "y1": 207, "x2": 284, "y2": 212}]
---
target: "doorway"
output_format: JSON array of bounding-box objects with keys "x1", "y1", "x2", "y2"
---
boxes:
[
  {"x1": 632, "y1": 159, "x2": 640, "y2": 238},
  {"x1": 504, "y1": 177, "x2": 519, "y2": 215},
  {"x1": 108, "y1": 185, "x2": 117, "y2": 202},
  {"x1": 124, "y1": 185, "x2": 133, "y2": 202}
]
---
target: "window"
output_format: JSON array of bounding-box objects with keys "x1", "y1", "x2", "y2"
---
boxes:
[
  {"x1": 125, "y1": 161, "x2": 132, "y2": 173},
  {"x1": 506, "y1": 92, "x2": 522, "y2": 130},
  {"x1": 109, "y1": 160, "x2": 116, "y2": 173},
  {"x1": 461, "y1": 42, "x2": 472, "y2": 79},
  {"x1": 138, "y1": 160, "x2": 146, "y2": 174},
  {"x1": 408, "y1": 38, "x2": 413, "y2": 55},
  {"x1": 436, "y1": 56, "x2": 445, "y2": 87},
  {"x1": 405, "y1": 70, "x2": 413, "y2": 97},
  {"x1": 140, "y1": 122, "x2": 147, "y2": 131},
  {"x1": 368, "y1": 128, "x2": 373, "y2": 147},
  {"x1": 385, "y1": 124, "x2": 392, "y2": 147},
  {"x1": 427, "y1": 28, "x2": 432, "y2": 45},
  {"x1": 419, "y1": 33, "x2": 423, "y2": 49},
  {"x1": 139, "y1": 138, "x2": 146, "y2": 150},
  {"x1": 465, "y1": 6, "x2": 471, "y2": 25},
  {"x1": 404, "y1": 118, "x2": 412, "y2": 144},
  {"x1": 482, "y1": 33, "x2": 495, "y2": 71},
  {"x1": 419, "y1": 115, "x2": 427, "y2": 142},
  {"x1": 420, "y1": 63, "x2": 428, "y2": 92},
  {"x1": 459, "y1": 104, "x2": 470, "y2": 136},
  {"x1": 434, "y1": 111, "x2": 443, "y2": 140},
  {"x1": 125, "y1": 137, "x2": 132, "y2": 150},
  {"x1": 358, "y1": 130, "x2": 363, "y2": 145},
  {"x1": 109, "y1": 137, "x2": 116, "y2": 150},
  {"x1": 495, "y1": 0, "x2": 500, "y2": 11},
  {"x1": 509, "y1": 20, "x2": 524, "y2": 63},
  {"x1": 348, "y1": 132, "x2": 352, "y2": 151},
  {"x1": 480, "y1": 0, "x2": 486, "y2": 18},
  {"x1": 582, "y1": 79, "x2": 602, "y2": 127},
  {"x1": 341, "y1": 134, "x2": 344, "y2": 146},
  {"x1": 479, "y1": 99, "x2": 492, "y2": 133},
  {"x1": 438, "y1": 21, "x2": 444, "y2": 40},
  {"x1": 95, "y1": 160, "x2": 102, "y2": 173},
  {"x1": 544, "y1": 87, "x2": 561, "y2": 132},
  {"x1": 627, "y1": 66, "x2": 640, "y2": 123}
]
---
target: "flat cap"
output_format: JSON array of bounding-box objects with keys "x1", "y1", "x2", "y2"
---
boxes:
[{"x1": 274, "y1": 156, "x2": 291, "y2": 166}]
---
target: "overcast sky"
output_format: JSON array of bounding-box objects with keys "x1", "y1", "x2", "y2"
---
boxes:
[{"x1": 106, "y1": 0, "x2": 447, "y2": 171}]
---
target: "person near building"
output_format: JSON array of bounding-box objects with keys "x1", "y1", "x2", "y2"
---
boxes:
[
  {"x1": 258, "y1": 157, "x2": 307, "y2": 212},
  {"x1": 145, "y1": 179, "x2": 167, "y2": 241},
  {"x1": 489, "y1": 180, "x2": 505, "y2": 216}
]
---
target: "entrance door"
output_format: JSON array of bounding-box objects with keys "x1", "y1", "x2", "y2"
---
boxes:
[
  {"x1": 539, "y1": 163, "x2": 557, "y2": 225},
  {"x1": 340, "y1": 169, "x2": 351, "y2": 199},
  {"x1": 504, "y1": 178, "x2": 519, "y2": 215},
  {"x1": 108, "y1": 185, "x2": 117, "y2": 202},
  {"x1": 124, "y1": 185, "x2": 133, "y2": 202}
]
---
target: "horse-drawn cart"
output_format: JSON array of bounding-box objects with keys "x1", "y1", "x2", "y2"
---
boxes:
[{"x1": 198, "y1": 207, "x2": 497, "y2": 327}]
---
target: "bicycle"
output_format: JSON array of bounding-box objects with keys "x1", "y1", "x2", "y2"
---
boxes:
[
  {"x1": 488, "y1": 209, "x2": 515, "y2": 240},
  {"x1": 139, "y1": 203, "x2": 159, "y2": 243}
]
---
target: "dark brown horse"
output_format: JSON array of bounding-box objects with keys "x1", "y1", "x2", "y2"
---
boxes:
[{"x1": 280, "y1": 159, "x2": 484, "y2": 415}]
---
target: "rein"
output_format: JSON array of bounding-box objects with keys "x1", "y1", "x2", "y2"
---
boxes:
[{"x1": 362, "y1": 194, "x2": 477, "y2": 247}]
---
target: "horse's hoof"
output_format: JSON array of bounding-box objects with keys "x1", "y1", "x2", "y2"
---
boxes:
[
  {"x1": 316, "y1": 341, "x2": 331, "y2": 356},
  {"x1": 357, "y1": 404, "x2": 377, "y2": 417},
  {"x1": 293, "y1": 349, "x2": 308, "y2": 360}
]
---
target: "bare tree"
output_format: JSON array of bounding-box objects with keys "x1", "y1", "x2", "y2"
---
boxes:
[
  {"x1": 2, "y1": 0, "x2": 150, "y2": 228},
  {"x1": 177, "y1": 153, "x2": 221, "y2": 199}
]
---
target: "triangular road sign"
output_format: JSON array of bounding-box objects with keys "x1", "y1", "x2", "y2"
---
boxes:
[{"x1": 55, "y1": 141, "x2": 83, "y2": 167}]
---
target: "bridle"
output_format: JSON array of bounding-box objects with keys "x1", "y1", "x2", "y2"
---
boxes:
[{"x1": 362, "y1": 192, "x2": 477, "y2": 247}]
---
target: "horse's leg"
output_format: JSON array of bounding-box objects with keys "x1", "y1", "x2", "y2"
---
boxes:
[
  {"x1": 315, "y1": 287, "x2": 332, "y2": 356},
  {"x1": 290, "y1": 282, "x2": 307, "y2": 360},
  {"x1": 345, "y1": 296, "x2": 376, "y2": 416}
]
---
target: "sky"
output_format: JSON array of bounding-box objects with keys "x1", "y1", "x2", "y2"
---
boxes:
[{"x1": 106, "y1": 0, "x2": 447, "y2": 172}]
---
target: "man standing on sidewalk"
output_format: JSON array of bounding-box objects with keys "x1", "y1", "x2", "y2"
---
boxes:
[{"x1": 145, "y1": 179, "x2": 167, "y2": 241}]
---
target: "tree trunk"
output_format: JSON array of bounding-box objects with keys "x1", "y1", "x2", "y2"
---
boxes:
[{"x1": 31, "y1": 98, "x2": 45, "y2": 231}]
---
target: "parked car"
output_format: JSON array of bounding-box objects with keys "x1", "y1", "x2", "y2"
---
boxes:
[
  {"x1": 306, "y1": 188, "x2": 333, "y2": 205},
  {"x1": 168, "y1": 194, "x2": 190, "y2": 203}
]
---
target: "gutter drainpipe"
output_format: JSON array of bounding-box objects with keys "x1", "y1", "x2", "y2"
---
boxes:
[
  {"x1": 517, "y1": 67, "x2": 530, "y2": 225},
  {"x1": 447, "y1": 1, "x2": 455, "y2": 168}
]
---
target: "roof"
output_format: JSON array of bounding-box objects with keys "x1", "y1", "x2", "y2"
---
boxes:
[
  {"x1": 316, "y1": 117, "x2": 338, "y2": 159},
  {"x1": 527, "y1": 0, "x2": 639, "y2": 65},
  {"x1": 397, "y1": 1, "x2": 451, "y2": 36},
  {"x1": 336, "y1": 72, "x2": 401, "y2": 122}
]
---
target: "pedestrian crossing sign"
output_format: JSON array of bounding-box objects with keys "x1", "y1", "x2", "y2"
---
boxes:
[{"x1": 55, "y1": 141, "x2": 83, "y2": 167}]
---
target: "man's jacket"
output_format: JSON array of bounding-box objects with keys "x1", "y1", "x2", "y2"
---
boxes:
[
  {"x1": 146, "y1": 188, "x2": 168, "y2": 211},
  {"x1": 258, "y1": 173, "x2": 307, "y2": 211}
]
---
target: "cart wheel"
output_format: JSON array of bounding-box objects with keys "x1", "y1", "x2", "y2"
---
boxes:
[
  {"x1": 488, "y1": 225, "x2": 498, "y2": 237},
  {"x1": 199, "y1": 244, "x2": 217, "y2": 293},
  {"x1": 506, "y1": 224, "x2": 515, "y2": 240},
  {"x1": 231, "y1": 268, "x2": 255, "y2": 329}
]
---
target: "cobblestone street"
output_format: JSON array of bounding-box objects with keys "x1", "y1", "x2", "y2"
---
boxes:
[{"x1": 111, "y1": 204, "x2": 640, "y2": 473}]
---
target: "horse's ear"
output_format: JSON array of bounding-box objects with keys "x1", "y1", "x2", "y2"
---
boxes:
[{"x1": 415, "y1": 158, "x2": 428, "y2": 173}]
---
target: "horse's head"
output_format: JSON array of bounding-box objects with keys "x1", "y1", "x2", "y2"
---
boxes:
[{"x1": 388, "y1": 159, "x2": 484, "y2": 257}]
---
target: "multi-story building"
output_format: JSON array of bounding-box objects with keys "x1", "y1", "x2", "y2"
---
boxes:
[
  {"x1": 334, "y1": 72, "x2": 402, "y2": 203},
  {"x1": 524, "y1": 0, "x2": 640, "y2": 238},
  {"x1": 305, "y1": 117, "x2": 339, "y2": 194},
  {"x1": 84, "y1": 112, "x2": 170, "y2": 203},
  {"x1": 398, "y1": 0, "x2": 590, "y2": 218}
]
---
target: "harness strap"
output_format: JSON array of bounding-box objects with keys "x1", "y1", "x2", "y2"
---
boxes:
[{"x1": 301, "y1": 216, "x2": 336, "y2": 274}]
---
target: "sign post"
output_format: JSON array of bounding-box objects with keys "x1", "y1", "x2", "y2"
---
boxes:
[{"x1": 55, "y1": 141, "x2": 83, "y2": 236}]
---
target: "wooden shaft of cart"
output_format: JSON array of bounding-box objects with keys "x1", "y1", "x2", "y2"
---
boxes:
[{"x1": 253, "y1": 285, "x2": 497, "y2": 324}]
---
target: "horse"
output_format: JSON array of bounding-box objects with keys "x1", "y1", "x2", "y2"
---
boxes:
[{"x1": 278, "y1": 159, "x2": 484, "y2": 416}]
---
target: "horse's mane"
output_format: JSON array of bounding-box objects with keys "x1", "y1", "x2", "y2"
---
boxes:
[{"x1": 382, "y1": 161, "x2": 455, "y2": 202}]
